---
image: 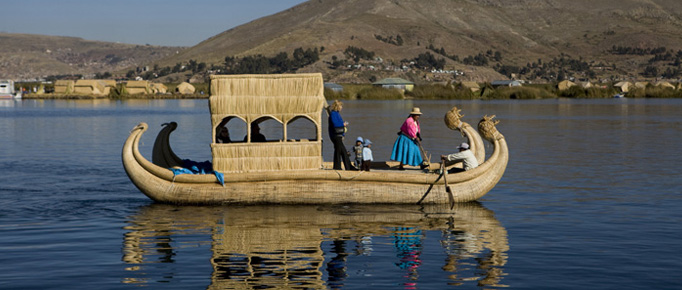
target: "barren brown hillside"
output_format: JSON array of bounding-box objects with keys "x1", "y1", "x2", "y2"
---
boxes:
[
  {"x1": 0, "y1": 33, "x2": 183, "y2": 80},
  {"x1": 158, "y1": 0, "x2": 682, "y2": 81},
  {"x1": 5, "y1": 0, "x2": 682, "y2": 83}
]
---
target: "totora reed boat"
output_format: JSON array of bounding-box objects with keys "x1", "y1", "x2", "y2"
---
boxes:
[{"x1": 122, "y1": 73, "x2": 508, "y2": 205}]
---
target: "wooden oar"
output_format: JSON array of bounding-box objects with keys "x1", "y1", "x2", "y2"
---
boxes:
[
  {"x1": 443, "y1": 159, "x2": 455, "y2": 209},
  {"x1": 416, "y1": 138, "x2": 430, "y2": 168},
  {"x1": 416, "y1": 161, "x2": 445, "y2": 204}
]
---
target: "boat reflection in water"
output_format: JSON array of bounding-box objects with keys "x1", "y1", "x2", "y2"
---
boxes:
[{"x1": 122, "y1": 203, "x2": 509, "y2": 288}]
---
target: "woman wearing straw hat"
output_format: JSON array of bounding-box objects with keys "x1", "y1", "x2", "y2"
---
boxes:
[
  {"x1": 391, "y1": 107, "x2": 424, "y2": 170},
  {"x1": 328, "y1": 100, "x2": 353, "y2": 170}
]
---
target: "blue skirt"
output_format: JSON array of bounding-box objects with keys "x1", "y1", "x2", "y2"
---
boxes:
[{"x1": 390, "y1": 134, "x2": 423, "y2": 166}]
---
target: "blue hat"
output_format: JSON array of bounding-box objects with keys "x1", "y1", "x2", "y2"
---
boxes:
[
  {"x1": 363, "y1": 138, "x2": 372, "y2": 146},
  {"x1": 356, "y1": 136, "x2": 364, "y2": 142}
]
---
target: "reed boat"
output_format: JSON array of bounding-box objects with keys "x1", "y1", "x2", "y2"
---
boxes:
[{"x1": 122, "y1": 73, "x2": 508, "y2": 205}]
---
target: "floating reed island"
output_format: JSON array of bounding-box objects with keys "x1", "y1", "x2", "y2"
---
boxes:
[{"x1": 122, "y1": 73, "x2": 508, "y2": 205}]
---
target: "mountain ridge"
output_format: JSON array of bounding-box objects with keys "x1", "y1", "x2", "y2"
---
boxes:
[{"x1": 4, "y1": 0, "x2": 682, "y2": 83}]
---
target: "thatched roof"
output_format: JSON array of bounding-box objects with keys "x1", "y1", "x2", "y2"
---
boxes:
[
  {"x1": 208, "y1": 73, "x2": 326, "y2": 173},
  {"x1": 176, "y1": 82, "x2": 195, "y2": 94},
  {"x1": 209, "y1": 73, "x2": 325, "y2": 126},
  {"x1": 460, "y1": 81, "x2": 480, "y2": 92},
  {"x1": 126, "y1": 80, "x2": 149, "y2": 88},
  {"x1": 150, "y1": 83, "x2": 168, "y2": 94},
  {"x1": 614, "y1": 81, "x2": 632, "y2": 92},
  {"x1": 74, "y1": 79, "x2": 107, "y2": 95},
  {"x1": 54, "y1": 80, "x2": 74, "y2": 94},
  {"x1": 655, "y1": 81, "x2": 675, "y2": 89},
  {"x1": 557, "y1": 80, "x2": 576, "y2": 91}
]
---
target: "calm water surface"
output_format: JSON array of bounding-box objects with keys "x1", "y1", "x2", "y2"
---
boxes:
[{"x1": 1, "y1": 98, "x2": 681, "y2": 289}]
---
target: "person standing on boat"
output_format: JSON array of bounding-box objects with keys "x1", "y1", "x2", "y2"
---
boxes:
[
  {"x1": 353, "y1": 136, "x2": 364, "y2": 169},
  {"x1": 441, "y1": 142, "x2": 479, "y2": 173},
  {"x1": 361, "y1": 138, "x2": 373, "y2": 171},
  {"x1": 328, "y1": 100, "x2": 353, "y2": 170},
  {"x1": 391, "y1": 107, "x2": 424, "y2": 170}
]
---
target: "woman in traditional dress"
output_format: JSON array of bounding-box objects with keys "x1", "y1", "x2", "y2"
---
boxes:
[{"x1": 391, "y1": 107, "x2": 424, "y2": 170}]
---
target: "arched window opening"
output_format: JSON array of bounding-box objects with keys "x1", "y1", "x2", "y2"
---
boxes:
[
  {"x1": 286, "y1": 116, "x2": 318, "y2": 142},
  {"x1": 247, "y1": 117, "x2": 283, "y2": 142},
  {"x1": 215, "y1": 116, "x2": 247, "y2": 144}
]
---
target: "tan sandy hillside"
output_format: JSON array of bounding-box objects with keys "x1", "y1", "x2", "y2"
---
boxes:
[{"x1": 0, "y1": 33, "x2": 182, "y2": 79}]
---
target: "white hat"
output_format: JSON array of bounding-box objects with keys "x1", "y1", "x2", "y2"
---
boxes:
[
  {"x1": 457, "y1": 142, "x2": 469, "y2": 149},
  {"x1": 356, "y1": 136, "x2": 364, "y2": 142},
  {"x1": 363, "y1": 138, "x2": 372, "y2": 146},
  {"x1": 410, "y1": 107, "x2": 422, "y2": 115}
]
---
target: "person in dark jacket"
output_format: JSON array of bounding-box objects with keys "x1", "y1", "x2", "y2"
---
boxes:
[{"x1": 328, "y1": 100, "x2": 353, "y2": 170}]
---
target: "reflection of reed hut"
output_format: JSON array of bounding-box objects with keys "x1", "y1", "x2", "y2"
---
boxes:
[
  {"x1": 557, "y1": 80, "x2": 576, "y2": 91},
  {"x1": 372, "y1": 78, "x2": 414, "y2": 92},
  {"x1": 54, "y1": 80, "x2": 75, "y2": 94},
  {"x1": 122, "y1": 203, "x2": 510, "y2": 289},
  {"x1": 176, "y1": 82, "x2": 196, "y2": 94},
  {"x1": 74, "y1": 79, "x2": 107, "y2": 96},
  {"x1": 614, "y1": 81, "x2": 632, "y2": 93},
  {"x1": 210, "y1": 74, "x2": 325, "y2": 173},
  {"x1": 126, "y1": 80, "x2": 151, "y2": 95},
  {"x1": 150, "y1": 83, "x2": 168, "y2": 94},
  {"x1": 460, "y1": 81, "x2": 480, "y2": 93}
]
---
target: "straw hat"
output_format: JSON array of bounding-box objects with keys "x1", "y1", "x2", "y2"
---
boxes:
[{"x1": 410, "y1": 107, "x2": 422, "y2": 115}]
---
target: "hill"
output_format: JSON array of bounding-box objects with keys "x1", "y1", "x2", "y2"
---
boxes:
[
  {"x1": 154, "y1": 0, "x2": 682, "y2": 83},
  {"x1": 0, "y1": 33, "x2": 183, "y2": 80}
]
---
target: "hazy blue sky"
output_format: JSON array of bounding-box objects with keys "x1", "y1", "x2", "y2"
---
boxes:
[{"x1": 1, "y1": 0, "x2": 308, "y2": 47}]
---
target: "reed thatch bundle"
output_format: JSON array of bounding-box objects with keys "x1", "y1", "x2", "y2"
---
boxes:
[
  {"x1": 54, "y1": 80, "x2": 74, "y2": 94},
  {"x1": 209, "y1": 74, "x2": 326, "y2": 173}
]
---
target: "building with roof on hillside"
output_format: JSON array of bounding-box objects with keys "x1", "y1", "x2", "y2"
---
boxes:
[
  {"x1": 324, "y1": 82, "x2": 343, "y2": 92},
  {"x1": 372, "y1": 78, "x2": 414, "y2": 92},
  {"x1": 491, "y1": 80, "x2": 522, "y2": 88}
]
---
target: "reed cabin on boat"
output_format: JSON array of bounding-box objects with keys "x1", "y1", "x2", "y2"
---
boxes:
[{"x1": 209, "y1": 74, "x2": 327, "y2": 173}]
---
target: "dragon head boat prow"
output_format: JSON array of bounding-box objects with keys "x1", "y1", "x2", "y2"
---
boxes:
[{"x1": 478, "y1": 115, "x2": 503, "y2": 142}]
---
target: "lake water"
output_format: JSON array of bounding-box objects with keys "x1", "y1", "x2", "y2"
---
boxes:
[{"x1": 1, "y1": 98, "x2": 681, "y2": 289}]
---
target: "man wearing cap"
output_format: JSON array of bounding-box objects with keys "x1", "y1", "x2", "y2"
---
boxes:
[{"x1": 441, "y1": 142, "x2": 478, "y2": 173}]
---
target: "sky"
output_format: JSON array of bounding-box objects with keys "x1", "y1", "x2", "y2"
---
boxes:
[{"x1": 1, "y1": 0, "x2": 308, "y2": 47}]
